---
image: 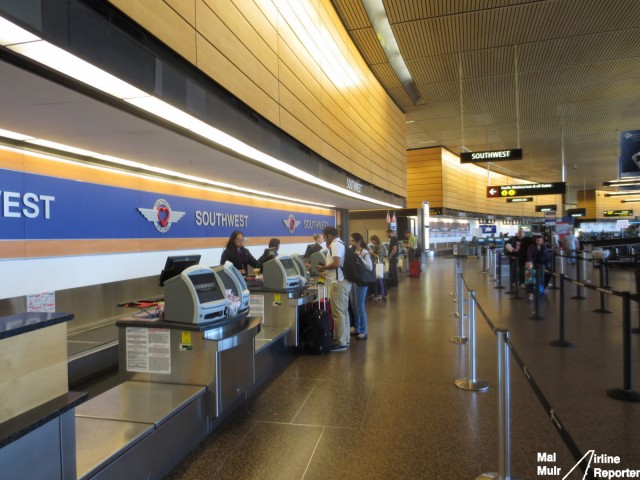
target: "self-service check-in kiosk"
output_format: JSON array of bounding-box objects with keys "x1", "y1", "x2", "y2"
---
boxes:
[
  {"x1": 262, "y1": 255, "x2": 303, "y2": 290},
  {"x1": 290, "y1": 254, "x2": 308, "y2": 279},
  {"x1": 213, "y1": 263, "x2": 250, "y2": 316},
  {"x1": 163, "y1": 265, "x2": 229, "y2": 324},
  {"x1": 309, "y1": 249, "x2": 329, "y2": 276}
]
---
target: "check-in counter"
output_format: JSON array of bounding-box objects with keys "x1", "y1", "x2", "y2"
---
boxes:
[
  {"x1": 0, "y1": 312, "x2": 87, "y2": 480},
  {"x1": 116, "y1": 314, "x2": 261, "y2": 420},
  {"x1": 250, "y1": 285, "x2": 317, "y2": 348}
]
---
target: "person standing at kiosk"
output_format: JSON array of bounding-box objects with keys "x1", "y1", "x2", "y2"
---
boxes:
[
  {"x1": 220, "y1": 231, "x2": 259, "y2": 275},
  {"x1": 316, "y1": 226, "x2": 352, "y2": 352}
]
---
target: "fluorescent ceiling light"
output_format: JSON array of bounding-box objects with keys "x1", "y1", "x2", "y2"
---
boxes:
[
  {"x1": 0, "y1": 16, "x2": 39, "y2": 45},
  {"x1": 362, "y1": 0, "x2": 422, "y2": 104},
  {"x1": 604, "y1": 191, "x2": 640, "y2": 197},
  {"x1": 9, "y1": 41, "x2": 147, "y2": 99},
  {"x1": 1, "y1": 14, "x2": 402, "y2": 209},
  {"x1": 0, "y1": 127, "x2": 34, "y2": 141},
  {"x1": 621, "y1": 199, "x2": 640, "y2": 203}
]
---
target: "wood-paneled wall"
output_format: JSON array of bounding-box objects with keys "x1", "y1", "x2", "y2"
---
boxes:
[
  {"x1": 108, "y1": 0, "x2": 407, "y2": 197},
  {"x1": 582, "y1": 190, "x2": 637, "y2": 219},
  {"x1": 408, "y1": 147, "x2": 564, "y2": 216}
]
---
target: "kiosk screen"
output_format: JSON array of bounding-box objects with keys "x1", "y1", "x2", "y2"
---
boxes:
[
  {"x1": 189, "y1": 272, "x2": 225, "y2": 303},
  {"x1": 279, "y1": 257, "x2": 299, "y2": 277}
]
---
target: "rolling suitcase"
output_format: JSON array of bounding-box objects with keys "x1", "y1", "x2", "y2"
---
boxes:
[
  {"x1": 299, "y1": 284, "x2": 332, "y2": 354},
  {"x1": 408, "y1": 260, "x2": 421, "y2": 277}
]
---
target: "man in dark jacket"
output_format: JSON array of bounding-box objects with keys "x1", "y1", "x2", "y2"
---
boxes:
[
  {"x1": 506, "y1": 228, "x2": 531, "y2": 287},
  {"x1": 527, "y1": 235, "x2": 549, "y2": 290}
]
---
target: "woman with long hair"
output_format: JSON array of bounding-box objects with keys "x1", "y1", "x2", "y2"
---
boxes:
[
  {"x1": 349, "y1": 232, "x2": 373, "y2": 340},
  {"x1": 220, "y1": 230, "x2": 259, "y2": 274}
]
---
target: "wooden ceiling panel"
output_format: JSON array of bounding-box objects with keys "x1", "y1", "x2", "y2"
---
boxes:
[{"x1": 334, "y1": 0, "x2": 640, "y2": 190}]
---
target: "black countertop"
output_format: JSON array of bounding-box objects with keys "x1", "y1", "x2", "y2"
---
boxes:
[
  {"x1": 0, "y1": 312, "x2": 74, "y2": 340},
  {"x1": 0, "y1": 391, "x2": 87, "y2": 448}
]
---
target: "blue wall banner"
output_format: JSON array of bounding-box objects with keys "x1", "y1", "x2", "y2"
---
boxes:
[
  {"x1": 619, "y1": 130, "x2": 640, "y2": 178},
  {"x1": 0, "y1": 168, "x2": 335, "y2": 241}
]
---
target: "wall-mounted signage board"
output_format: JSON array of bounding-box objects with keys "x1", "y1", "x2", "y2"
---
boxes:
[
  {"x1": 506, "y1": 197, "x2": 533, "y2": 203},
  {"x1": 487, "y1": 182, "x2": 566, "y2": 198},
  {"x1": 604, "y1": 210, "x2": 633, "y2": 217},
  {"x1": 536, "y1": 205, "x2": 557, "y2": 212},
  {"x1": 460, "y1": 148, "x2": 523, "y2": 163}
]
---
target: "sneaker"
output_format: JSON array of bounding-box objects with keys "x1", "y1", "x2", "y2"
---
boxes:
[
  {"x1": 350, "y1": 331, "x2": 360, "y2": 336},
  {"x1": 374, "y1": 295, "x2": 382, "y2": 300},
  {"x1": 330, "y1": 344, "x2": 349, "y2": 352},
  {"x1": 356, "y1": 333, "x2": 368, "y2": 340},
  {"x1": 528, "y1": 297, "x2": 533, "y2": 303}
]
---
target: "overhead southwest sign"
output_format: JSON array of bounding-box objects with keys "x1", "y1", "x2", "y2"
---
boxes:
[
  {"x1": 487, "y1": 182, "x2": 566, "y2": 198},
  {"x1": 460, "y1": 148, "x2": 523, "y2": 163}
]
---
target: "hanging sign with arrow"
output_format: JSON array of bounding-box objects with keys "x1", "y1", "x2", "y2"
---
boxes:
[{"x1": 486, "y1": 182, "x2": 566, "y2": 198}]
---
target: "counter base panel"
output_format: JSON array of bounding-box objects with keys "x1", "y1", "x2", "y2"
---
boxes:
[{"x1": 76, "y1": 382, "x2": 207, "y2": 480}]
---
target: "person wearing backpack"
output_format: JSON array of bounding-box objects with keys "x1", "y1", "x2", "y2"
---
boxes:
[
  {"x1": 349, "y1": 233, "x2": 373, "y2": 340},
  {"x1": 316, "y1": 226, "x2": 352, "y2": 352}
]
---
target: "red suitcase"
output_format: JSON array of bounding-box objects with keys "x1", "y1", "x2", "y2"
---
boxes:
[{"x1": 408, "y1": 260, "x2": 421, "y2": 277}]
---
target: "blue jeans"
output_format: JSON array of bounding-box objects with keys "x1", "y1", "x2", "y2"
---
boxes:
[{"x1": 353, "y1": 284, "x2": 368, "y2": 335}]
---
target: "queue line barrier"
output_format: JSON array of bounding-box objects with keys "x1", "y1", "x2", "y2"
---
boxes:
[{"x1": 451, "y1": 264, "x2": 590, "y2": 479}]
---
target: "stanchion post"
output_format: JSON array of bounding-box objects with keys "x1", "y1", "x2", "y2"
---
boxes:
[
  {"x1": 530, "y1": 266, "x2": 544, "y2": 320},
  {"x1": 548, "y1": 250, "x2": 558, "y2": 290},
  {"x1": 593, "y1": 261, "x2": 612, "y2": 314},
  {"x1": 451, "y1": 270, "x2": 468, "y2": 344},
  {"x1": 571, "y1": 256, "x2": 586, "y2": 300},
  {"x1": 456, "y1": 291, "x2": 489, "y2": 392},
  {"x1": 477, "y1": 329, "x2": 513, "y2": 480},
  {"x1": 495, "y1": 252, "x2": 505, "y2": 290},
  {"x1": 582, "y1": 252, "x2": 589, "y2": 284},
  {"x1": 510, "y1": 260, "x2": 521, "y2": 300},
  {"x1": 607, "y1": 292, "x2": 640, "y2": 402},
  {"x1": 550, "y1": 274, "x2": 576, "y2": 348}
]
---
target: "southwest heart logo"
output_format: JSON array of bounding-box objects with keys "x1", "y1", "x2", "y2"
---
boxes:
[
  {"x1": 157, "y1": 207, "x2": 170, "y2": 227},
  {"x1": 138, "y1": 199, "x2": 185, "y2": 233},
  {"x1": 282, "y1": 214, "x2": 301, "y2": 233}
]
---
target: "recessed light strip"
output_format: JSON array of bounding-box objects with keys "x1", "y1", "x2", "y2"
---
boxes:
[{"x1": 0, "y1": 15, "x2": 402, "y2": 209}]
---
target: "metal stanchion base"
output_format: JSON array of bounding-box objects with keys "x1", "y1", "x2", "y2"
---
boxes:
[
  {"x1": 607, "y1": 388, "x2": 640, "y2": 402},
  {"x1": 593, "y1": 308, "x2": 613, "y2": 314},
  {"x1": 494, "y1": 285, "x2": 505, "y2": 290},
  {"x1": 570, "y1": 295, "x2": 586, "y2": 300},
  {"x1": 549, "y1": 339, "x2": 576, "y2": 348},
  {"x1": 529, "y1": 314, "x2": 544, "y2": 321},
  {"x1": 547, "y1": 285, "x2": 559, "y2": 290},
  {"x1": 450, "y1": 336, "x2": 468, "y2": 344},
  {"x1": 455, "y1": 378, "x2": 489, "y2": 392}
]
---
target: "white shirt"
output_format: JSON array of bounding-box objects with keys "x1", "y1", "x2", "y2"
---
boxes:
[{"x1": 325, "y1": 238, "x2": 346, "y2": 285}]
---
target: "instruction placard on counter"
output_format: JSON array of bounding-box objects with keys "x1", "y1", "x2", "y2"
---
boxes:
[{"x1": 126, "y1": 327, "x2": 171, "y2": 374}]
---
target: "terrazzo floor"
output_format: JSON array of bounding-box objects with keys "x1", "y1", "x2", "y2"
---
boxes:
[{"x1": 164, "y1": 255, "x2": 640, "y2": 479}]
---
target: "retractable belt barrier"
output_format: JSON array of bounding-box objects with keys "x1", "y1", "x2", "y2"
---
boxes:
[{"x1": 454, "y1": 261, "x2": 591, "y2": 479}]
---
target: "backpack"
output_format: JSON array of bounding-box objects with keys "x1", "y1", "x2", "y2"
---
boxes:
[{"x1": 340, "y1": 242, "x2": 375, "y2": 285}]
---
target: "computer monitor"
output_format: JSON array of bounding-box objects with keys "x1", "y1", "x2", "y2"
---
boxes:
[{"x1": 159, "y1": 254, "x2": 201, "y2": 286}]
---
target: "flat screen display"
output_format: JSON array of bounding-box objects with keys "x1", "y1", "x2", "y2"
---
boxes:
[
  {"x1": 159, "y1": 254, "x2": 201, "y2": 286},
  {"x1": 188, "y1": 272, "x2": 225, "y2": 303}
]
